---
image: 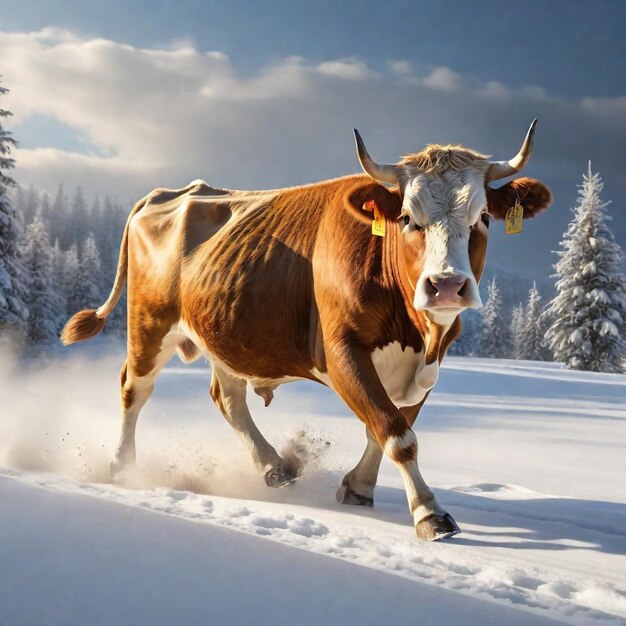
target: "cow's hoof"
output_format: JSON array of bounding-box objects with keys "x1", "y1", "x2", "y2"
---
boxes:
[
  {"x1": 336, "y1": 485, "x2": 374, "y2": 507},
  {"x1": 110, "y1": 459, "x2": 135, "y2": 484},
  {"x1": 264, "y1": 463, "x2": 298, "y2": 488},
  {"x1": 415, "y1": 513, "x2": 460, "y2": 541}
]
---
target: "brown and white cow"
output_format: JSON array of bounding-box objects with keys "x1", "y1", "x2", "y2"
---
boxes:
[{"x1": 61, "y1": 121, "x2": 552, "y2": 541}]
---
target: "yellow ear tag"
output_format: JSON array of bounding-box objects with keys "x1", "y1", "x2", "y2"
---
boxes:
[
  {"x1": 365, "y1": 200, "x2": 386, "y2": 237},
  {"x1": 505, "y1": 198, "x2": 524, "y2": 235}
]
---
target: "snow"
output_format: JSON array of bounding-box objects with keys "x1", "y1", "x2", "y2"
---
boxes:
[
  {"x1": 0, "y1": 476, "x2": 566, "y2": 626},
  {"x1": 1, "y1": 345, "x2": 625, "y2": 625}
]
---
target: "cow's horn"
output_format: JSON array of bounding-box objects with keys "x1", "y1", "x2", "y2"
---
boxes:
[
  {"x1": 354, "y1": 129, "x2": 398, "y2": 185},
  {"x1": 486, "y1": 119, "x2": 537, "y2": 182}
]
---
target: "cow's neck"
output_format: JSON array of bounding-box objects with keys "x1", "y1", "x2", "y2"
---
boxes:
[{"x1": 382, "y1": 224, "x2": 459, "y2": 365}]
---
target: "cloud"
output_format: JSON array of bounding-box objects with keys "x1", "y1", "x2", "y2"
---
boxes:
[
  {"x1": 0, "y1": 27, "x2": 624, "y2": 275},
  {"x1": 422, "y1": 66, "x2": 465, "y2": 92},
  {"x1": 388, "y1": 60, "x2": 412, "y2": 76},
  {"x1": 316, "y1": 58, "x2": 375, "y2": 80}
]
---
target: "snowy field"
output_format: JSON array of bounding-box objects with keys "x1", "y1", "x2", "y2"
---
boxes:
[{"x1": 1, "y1": 342, "x2": 625, "y2": 626}]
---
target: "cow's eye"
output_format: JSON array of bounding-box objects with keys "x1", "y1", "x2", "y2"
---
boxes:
[
  {"x1": 400, "y1": 214, "x2": 424, "y2": 232},
  {"x1": 481, "y1": 212, "x2": 490, "y2": 228}
]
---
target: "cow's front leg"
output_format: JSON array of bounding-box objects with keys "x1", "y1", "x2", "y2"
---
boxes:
[
  {"x1": 337, "y1": 405, "x2": 423, "y2": 508},
  {"x1": 327, "y1": 342, "x2": 459, "y2": 541}
]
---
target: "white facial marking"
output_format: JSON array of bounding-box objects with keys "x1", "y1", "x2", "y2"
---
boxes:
[{"x1": 403, "y1": 168, "x2": 485, "y2": 311}]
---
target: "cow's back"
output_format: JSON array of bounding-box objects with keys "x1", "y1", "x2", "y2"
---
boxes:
[{"x1": 128, "y1": 175, "x2": 368, "y2": 382}]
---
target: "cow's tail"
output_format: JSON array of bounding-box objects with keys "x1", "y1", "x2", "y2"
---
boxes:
[{"x1": 60, "y1": 197, "x2": 147, "y2": 346}]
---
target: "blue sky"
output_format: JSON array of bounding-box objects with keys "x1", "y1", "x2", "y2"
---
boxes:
[
  {"x1": 0, "y1": 0, "x2": 624, "y2": 277},
  {"x1": 4, "y1": 0, "x2": 625, "y2": 98}
]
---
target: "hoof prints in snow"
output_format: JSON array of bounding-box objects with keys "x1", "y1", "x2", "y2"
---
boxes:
[
  {"x1": 8, "y1": 470, "x2": 626, "y2": 626},
  {"x1": 249, "y1": 515, "x2": 328, "y2": 537}
]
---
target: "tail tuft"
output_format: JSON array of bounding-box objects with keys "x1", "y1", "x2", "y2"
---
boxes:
[{"x1": 61, "y1": 309, "x2": 106, "y2": 346}]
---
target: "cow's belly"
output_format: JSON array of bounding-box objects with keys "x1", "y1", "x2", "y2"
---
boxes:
[
  {"x1": 371, "y1": 342, "x2": 438, "y2": 408},
  {"x1": 178, "y1": 321, "x2": 436, "y2": 409}
]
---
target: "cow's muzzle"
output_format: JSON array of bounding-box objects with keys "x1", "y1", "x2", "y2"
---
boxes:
[{"x1": 414, "y1": 273, "x2": 482, "y2": 311}]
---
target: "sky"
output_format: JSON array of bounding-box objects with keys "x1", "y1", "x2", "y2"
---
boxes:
[{"x1": 0, "y1": 0, "x2": 624, "y2": 278}]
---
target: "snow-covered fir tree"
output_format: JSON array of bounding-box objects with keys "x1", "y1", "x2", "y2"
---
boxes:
[
  {"x1": 90, "y1": 195, "x2": 103, "y2": 262},
  {"x1": 511, "y1": 303, "x2": 525, "y2": 359},
  {"x1": 0, "y1": 79, "x2": 29, "y2": 340},
  {"x1": 71, "y1": 186, "x2": 90, "y2": 257},
  {"x1": 13, "y1": 185, "x2": 25, "y2": 220},
  {"x1": 39, "y1": 192, "x2": 51, "y2": 227},
  {"x1": 519, "y1": 283, "x2": 550, "y2": 361},
  {"x1": 63, "y1": 245, "x2": 79, "y2": 313},
  {"x1": 23, "y1": 184, "x2": 39, "y2": 226},
  {"x1": 545, "y1": 164, "x2": 626, "y2": 372},
  {"x1": 97, "y1": 196, "x2": 115, "y2": 272},
  {"x1": 51, "y1": 240, "x2": 67, "y2": 300},
  {"x1": 22, "y1": 213, "x2": 65, "y2": 343},
  {"x1": 67, "y1": 233, "x2": 104, "y2": 314},
  {"x1": 478, "y1": 278, "x2": 514, "y2": 358},
  {"x1": 53, "y1": 183, "x2": 71, "y2": 250},
  {"x1": 448, "y1": 309, "x2": 481, "y2": 356}
]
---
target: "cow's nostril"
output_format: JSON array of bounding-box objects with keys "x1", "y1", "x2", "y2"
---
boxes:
[
  {"x1": 425, "y1": 277, "x2": 438, "y2": 296},
  {"x1": 457, "y1": 278, "x2": 469, "y2": 298}
]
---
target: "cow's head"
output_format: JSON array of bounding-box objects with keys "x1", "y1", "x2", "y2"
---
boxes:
[{"x1": 349, "y1": 121, "x2": 552, "y2": 320}]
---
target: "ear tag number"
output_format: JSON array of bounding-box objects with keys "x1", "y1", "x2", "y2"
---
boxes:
[
  {"x1": 505, "y1": 198, "x2": 523, "y2": 235},
  {"x1": 365, "y1": 200, "x2": 386, "y2": 237}
]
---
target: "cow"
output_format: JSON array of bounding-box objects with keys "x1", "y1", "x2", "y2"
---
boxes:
[{"x1": 61, "y1": 121, "x2": 552, "y2": 541}]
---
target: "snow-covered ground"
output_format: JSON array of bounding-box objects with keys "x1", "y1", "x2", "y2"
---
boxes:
[{"x1": 1, "y1": 343, "x2": 625, "y2": 625}]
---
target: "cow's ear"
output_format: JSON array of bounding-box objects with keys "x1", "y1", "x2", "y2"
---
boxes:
[
  {"x1": 344, "y1": 182, "x2": 402, "y2": 225},
  {"x1": 486, "y1": 177, "x2": 552, "y2": 221}
]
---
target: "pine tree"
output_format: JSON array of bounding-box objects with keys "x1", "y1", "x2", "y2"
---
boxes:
[
  {"x1": 40, "y1": 192, "x2": 51, "y2": 228},
  {"x1": 478, "y1": 278, "x2": 514, "y2": 358},
  {"x1": 511, "y1": 303, "x2": 525, "y2": 359},
  {"x1": 53, "y1": 183, "x2": 71, "y2": 250},
  {"x1": 51, "y1": 239, "x2": 67, "y2": 305},
  {"x1": 0, "y1": 78, "x2": 29, "y2": 340},
  {"x1": 67, "y1": 233, "x2": 103, "y2": 314},
  {"x1": 71, "y1": 186, "x2": 90, "y2": 258},
  {"x1": 90, "y1": 195, "x2": 102, "y2": 252},
  {"x1": 63, "y1": 245, "x2": 79, "y2": 314},
  {"x1": 22, "y1": 213, "x2": 65, "y2": 343},
  {"x1": 519, "y1": 283, "x2": 550, "y2": 361},
  {"x1": 97, "y1": 196, "x2": 116, "y2": 279},
  {"x1": 545, "y1": 164, "x2": 626, "y2": 372},
  {"x1": 23, "y1": 184, "x2": 39, "y2": 226},
  {"x1": 448, "y1": 309, "x2": 481, "y2": 356},
  {"x1": 13, "y1": 185, "x2": 25, "y2": 224}
]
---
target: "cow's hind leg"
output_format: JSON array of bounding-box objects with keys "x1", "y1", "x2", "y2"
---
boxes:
[
  {"x1": 336, "y1": 427, "x2": 382, "y2": 507},
  {"x1": 210, "y1": 362, "x2": 297, "y2": 487},
  {"x1": 111, "y1": 329, "x2": 179, "y2": 480}
]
